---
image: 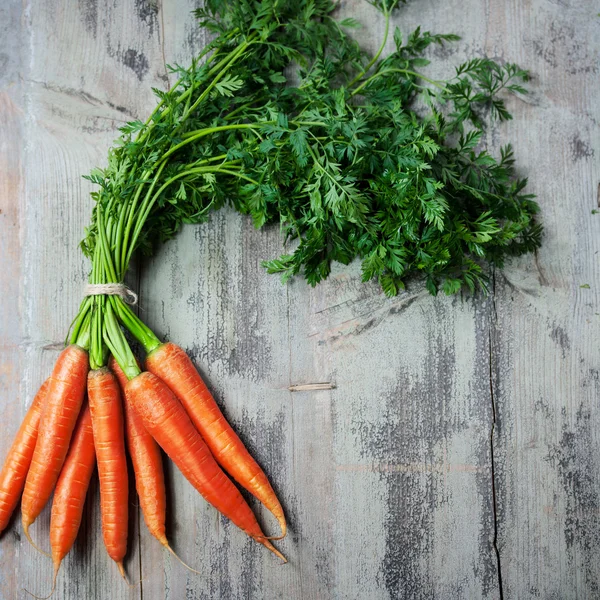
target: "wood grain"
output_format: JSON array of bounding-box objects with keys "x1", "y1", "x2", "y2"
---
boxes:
[
  {"x1": 0, "y1": 2, "x2": 27, "y2": 598},
  {"x1": 0, "y1": 0, "x2": 598, "y2": 598},
  {"x1": 486, "y1": 1, "x2": 600, "y2": 598}
]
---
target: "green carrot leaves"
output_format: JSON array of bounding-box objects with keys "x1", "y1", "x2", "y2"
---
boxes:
[{"x1": 82, "y1": 0, "x2": 541, "y2": 297}]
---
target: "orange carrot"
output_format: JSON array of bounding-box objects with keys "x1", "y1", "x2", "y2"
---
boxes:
[
  {"x1": 109, "y1": 357, "x2": 166, "y2": 543},
  {"x1": 22, "y1": 345, "x2": 89, "y2": 543},
  {"x1": 87, "y1": 368, "x2": 128, "y2": 576},
  {"x1": 125, "y1": 372, "x2": 285, "y2": 561},
  {"x1": 47, "y1": 402, "x2": 95, "y2": 592},
  {"x1": 109, "y1": 357, "x2": 200, "y2": 573},
  {"x1": 146, "y1": 342, "x2": 286, "y2": 538},
  {"x1": 0, "y1": 380, "x2": 49, "y2": 534}
]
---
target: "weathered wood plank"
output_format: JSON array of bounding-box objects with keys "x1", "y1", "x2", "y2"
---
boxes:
[
  {"x1": 0, "y1": 2, "x2": 28, "y2": 598},
  {"x1": 486, "y1": 1, "x2": 600, "y2": 598}
]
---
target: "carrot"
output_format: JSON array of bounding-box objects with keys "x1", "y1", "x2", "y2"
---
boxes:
[
  {"x1": 22, "y1": 345, "x2": 89, "y2": 545},
  {"x1": 45, "y1": 402, "x2": 95, "y2": 595},
  {"x1": 109, "y1": 357, "x2": 166, "y2": 542},
  {"x1": 146, "y1": 342, "x2": 286, "y2": 538},
  {"x1": 109, "y1": 357, "x2": 200, "y2": 574},
  {"x1": 0, "y1": 379, "x2": 49, "y2": 534},
  {"x1": 125, "y1": 372, "x2": 285, "y2": 562},
  {"x1": 87, "y1": 368, "x2": 128, "y2": 576}
]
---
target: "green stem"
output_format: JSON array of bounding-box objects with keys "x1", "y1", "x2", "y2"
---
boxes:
[
  {"x1": 350, "y1": 68, "x2": 447, "y2": 96},
  {"x1": 75, "y1": 32, "x2": 258, "y2": 376},
  {"x1": 97, "y1": 201, "x2": 118, "y2": 283},
  {"x1": 124, "y1": 162, "x2": 248, "y2": 268},
  {"x1": 347, "y1": 2, "x2": 398, "y2": 88},
  {"x1": 182, "y1": 39, "x2": 252, "y2": 122},
  {"x1": 292, "y1": 121, "x2": 326, "y2": 128},
  {"x1": 89, "y1": 296, "x2": 105, "y2": 370},
  {"x1": 167, "y1": 30, "x2": 242, "y2": 120},
  {"x1": 117, "y1": 36, "x2": 251, "y2": 275},
  {"x1": 112, "y1": 297, "x2": 162, "y2": 354},
  {"x1": 114, "y1": 197, "x2": 134, "y2": 281},
  {"x1": 193, "y1": 153, "x2": 230, "y2": 165},
  {"x1": 165, "y1": 123, "x2": 261, "y2": 159},
  {"x1": 212, "y1": 168, "x2": 259, "y2": 185},
  {"x1": 69, "y1": 297, "x2": 92, "y2": 345},
  {"x1": 73, "y1": 311, "x2": 92, "y2": 350},
  {"x1": 135, "y1": 32, "x2": 236, "y2": 146},
  {"x1": 224, "y1": 96, "x2": 267, "y2": 121},
  {"x1": 103, "y1": 301, "x2": 141, "y2": 381},
  {"x1": 120, "y1": 160, "x2": 168, "y2": 275},
  {"x1": 169, "y1": 119, "x2": 322, "y2": 158}
]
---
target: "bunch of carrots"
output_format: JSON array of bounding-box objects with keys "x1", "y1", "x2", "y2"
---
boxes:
[
  {"x1": 1, "y1": 0, "x2": 541, "y2": 592},
  {"x1": 0, "y1": 339, "x2": 287, "y2": 593}
]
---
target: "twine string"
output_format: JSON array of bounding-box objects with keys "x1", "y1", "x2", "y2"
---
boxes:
[{"x1": 83, "y1": 283, "x2": 138, "y2": 305}]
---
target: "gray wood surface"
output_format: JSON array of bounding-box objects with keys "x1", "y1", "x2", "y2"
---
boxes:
[{"x1": 0, "y1": 0, "x2": 598, "y2": 598}]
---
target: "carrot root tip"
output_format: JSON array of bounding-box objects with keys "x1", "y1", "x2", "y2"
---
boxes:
[
  {"x1": 260, "y1": 539, "x2": 287, "y2": 563},
  {"x1": 117, "y1": 561, "x2": 144, "y2": 588},
  {"x1": 23, "y1": 564, "x2": 59, "y2": 599},
  {"x1": 116, "y1": 561, "x2": 128, "y2": 583},
  {"x1": 163, "y1": 542, "x2": 204, "y2": 575},
  {"x1": 22, "y1": 523, "x2": 51, "y2": 559}
]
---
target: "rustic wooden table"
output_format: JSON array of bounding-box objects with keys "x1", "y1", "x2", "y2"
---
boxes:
[{"x1": 1, "y1": 0, "x2": 599, "y2": 598}]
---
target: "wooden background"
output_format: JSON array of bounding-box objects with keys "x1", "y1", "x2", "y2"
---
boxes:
[{"x1": 1, "y1": 0, "x2": 599, "y2": 598}]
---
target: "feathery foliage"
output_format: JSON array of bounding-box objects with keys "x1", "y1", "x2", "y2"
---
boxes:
[{"x1": 82, "y1": 0, "x2": 541, "y2": 299}]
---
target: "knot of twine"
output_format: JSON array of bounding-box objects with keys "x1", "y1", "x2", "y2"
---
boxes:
[{"x1": 84, "y1": 283, "x2": 138, "y2": 305}]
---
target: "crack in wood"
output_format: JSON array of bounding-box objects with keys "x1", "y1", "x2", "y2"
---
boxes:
[
  {"x1": 25, "y1": 78, "x2": 103, "y2": 105},
  {"x1": 308, "y1": 292, "x2": 422, "y2": 342},
  {"x1": 489, "y1": 272, "x2": 504, "y2": 600},
  {"x1": 24, "y1": 78, "x2": 136, "y2": 122},
  {"x1": 0, "y1": 341, "x2": 65, "y2": 351}
]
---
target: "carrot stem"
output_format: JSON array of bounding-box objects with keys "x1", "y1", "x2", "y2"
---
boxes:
[
  {"x1": 72, "y1": 312, "x2": 91, "y2": 351},
  {"x1": 102, "y1": 302, "x2": 140, "y2": 381},
  {"x1": 111, "y1": 297, "x2": 161, "y2": 356}
]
